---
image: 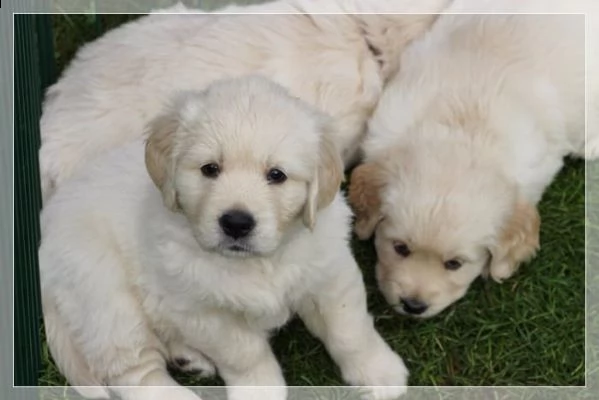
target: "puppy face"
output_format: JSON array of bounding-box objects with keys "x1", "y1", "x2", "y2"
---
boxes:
[
  {"x1": 349, "y1": 138, "x2": 540, "y2": 318},
  {"x1": 145, "y1": 77, "x2": 343, "y2": 257}
]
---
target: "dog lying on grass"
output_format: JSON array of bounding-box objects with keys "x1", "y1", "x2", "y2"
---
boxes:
[
  {"x1": 349, "y1": 0, "x2": 598, "y2": 318},
  {"x1": 39, "y1": 0, "x2": 449, "y2": 203}
]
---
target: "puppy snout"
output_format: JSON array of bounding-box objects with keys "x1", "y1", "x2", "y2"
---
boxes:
[
  {"x1": 400, "y1": 297, "x2": 428, "y2": 315},
  {"x1": 219, "y1": 210, "x2": 256, "y2": 239}
]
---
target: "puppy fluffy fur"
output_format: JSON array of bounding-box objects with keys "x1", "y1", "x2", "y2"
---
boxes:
[
  {"x1": 349, "y1": 0, "x2": 597, "y2": 318},
  {"x1": 39, "y1": 77, "x2": 409, "y2": 400},
  {"x1": 39, "y1": 0, "x2": 449, "y2": 203}
]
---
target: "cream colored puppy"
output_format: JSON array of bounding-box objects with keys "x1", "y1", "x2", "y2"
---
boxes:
[
  {"x1": 39, "y1": 77, "x2": 408, "y2": 400},
  {"x1": 349, "y1": 1, "x2": 597, "y2": 318},
  {"x1": 39, "y1": 0, "x2": 450, "y2": 203}
]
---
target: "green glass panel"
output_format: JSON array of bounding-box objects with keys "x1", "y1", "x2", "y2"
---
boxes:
[{"x1": 14, "y1": 14, "x2": 55, "y2": 387}]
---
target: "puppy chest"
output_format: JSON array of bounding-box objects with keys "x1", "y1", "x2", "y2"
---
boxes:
[{"x1": 142, "y1": 260, "x2": 306, "y2": 329}]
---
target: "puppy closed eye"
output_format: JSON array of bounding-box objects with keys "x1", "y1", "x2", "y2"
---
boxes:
[
  {"x1": 393, "y1": 241, "x2": 411, "y2": 257},
  {"x1": 444, "y1": 259, "x2": 463, "y2": 271},
  {"x1": 201, "y1": 163, "x2": 220, "y2": 178},
  {"x1": 266, "y1": 168, "x2": 287, "y2": 184}
]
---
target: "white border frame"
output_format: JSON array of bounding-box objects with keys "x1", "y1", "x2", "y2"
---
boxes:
[{"x1": 1, "y1": 1, "x2": 595, "y2": 399}]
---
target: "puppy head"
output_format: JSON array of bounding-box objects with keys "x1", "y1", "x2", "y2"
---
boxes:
[
  {"x1": 349, "y1": 137, "x2": 539, "y2": 318},
  {"x1": 145, "y1": 76, "x2": 343, "y2": 257}
]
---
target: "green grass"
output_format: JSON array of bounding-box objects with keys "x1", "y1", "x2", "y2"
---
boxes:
[{"x1": 40, "y1": 13, "x2": 585, "y2": 388}]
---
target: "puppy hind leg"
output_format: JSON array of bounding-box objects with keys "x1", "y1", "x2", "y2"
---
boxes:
[
  {"x1": 584, "y1": 134, "x2": 599, "y2": 160},
  {"x1": 297, "y1": 250, "x2": 408, "y2": 400},
  {"x1": 573, "y1": 107, "x2": 599, "y2": 160},
  {"x1": 94, "y1": 306, "x2": 202, "y2": 400},
  {"x1": 570, "y1": 131, "x2": 599, "y2": 159},
  {"x1": 585, "y1": 96, "x2": 599, "y2": 160},
  {"x1": 42, "y1": 294, "x2": 109, "y2": 399},
  {"x1": 44, "y1": 288, "x2": 195, "y2": 400},
  {"x1": 41, "y1": 243, "x2": 197, "y2": 400}
]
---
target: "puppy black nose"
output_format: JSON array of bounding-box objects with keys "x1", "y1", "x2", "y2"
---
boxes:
[
  {"x1": 400, "y1": 297, "x2": 428, "y2": 315},
  {"x1": 219, "y1": 210, "x2": 256, "y2": 239}
]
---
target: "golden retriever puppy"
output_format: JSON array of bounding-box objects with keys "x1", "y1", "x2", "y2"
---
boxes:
[
  {"x1": 348, "y1": 0, "x2": 597, "y2": 318},
  {"x1": 39, "y1": 0, "x2": 450, "y2": 203},
  {"x1": 39, "y1": 76, "x2": 409, "y2": 400}
]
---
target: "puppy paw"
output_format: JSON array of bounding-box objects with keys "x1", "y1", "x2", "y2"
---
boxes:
[
  {"x1": 340, "y1": 344, "x2": 408, "y2": 400},
  {"x1": 585, "y1": 136, "x2": 599, "y2": 160},
  {"x1": 357, "y1": 385, "x2": 407, "y2": 400},
  {"x1": 168, "y1": 343, "x2": 216, "y2": 378},
  {"x1": 227, "y1": 386, "x2": 287, "y2": 400},
  {"x1": 73, "y1": 386, "x2": 110, "y2": 399},
  {"x1": 490, "y1": 261, "x2": 517, "y2": 283},
  {"x1": 116, "y1": 385, "x2": 202, "y2": 400}
]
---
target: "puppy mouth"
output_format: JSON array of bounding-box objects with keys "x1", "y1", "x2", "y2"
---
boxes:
[
  {"x1": 393, "y1": 305, "x2": 431, "y2": 319},
  {"x1": 227, "y1": 244, "x2": 253, "y2": 254},
  {"x1": 393, "y1": 303, "x2": 444, "y2": 319},
  {"x1": 229, "y1": 244, "x2": 247, "y2": 252},
  {"x1": 217, "y1": 240, "x2": 257, "y2": 257}
]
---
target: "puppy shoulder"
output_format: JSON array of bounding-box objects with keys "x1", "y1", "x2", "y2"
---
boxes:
[{"x1": 311, "y1": 191, "x2": 354, "y2": 240}]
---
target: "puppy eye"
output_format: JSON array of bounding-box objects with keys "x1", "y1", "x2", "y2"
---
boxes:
[
  {"x1": 444, "y1": 259, "x2": 462, "y2": 271},
  {"x1": 200, "y1": 163, "x2": 220, "y2": 178},
  {"x1": 266, "y1": 168, "x2": 287, "y2": 184},
  {"x1": 393, "y1": 242, "x2": 411, "y2": 257}
]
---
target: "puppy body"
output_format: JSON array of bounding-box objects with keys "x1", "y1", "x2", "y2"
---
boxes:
[
  {"x1": 40, "y1": 77, "x2": 408, "y2": 400},
  {"x1": 350, "y1": 1, "x2": 595, "y2": 317},
  {"x1": 39, "y1": 0, "x2": 449, "y2": 202}
]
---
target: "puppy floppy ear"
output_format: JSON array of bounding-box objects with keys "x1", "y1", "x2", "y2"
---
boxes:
[
  {"x1": 303, "y1": 121, "x2": 344, "y2": 229},
  {"x1": 347, "y1": 162, "x2": 386, "y2": 240},
  {"x1": 487, "y1": 199, "x2": 540, "y2": 282},
  {"x1": 145, "y1": 111, "x2": 180, "y2": 212}
]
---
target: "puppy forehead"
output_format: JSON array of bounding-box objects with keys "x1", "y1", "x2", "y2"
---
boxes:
[
  {"x1": 381, "y1": 167, "x2": 513, "y2": 252},
  {"x1": 180, "y1": 79, "x2": 321, "y2": 167}
]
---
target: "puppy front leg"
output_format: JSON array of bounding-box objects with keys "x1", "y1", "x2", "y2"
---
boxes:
[
  {"x1": 220, "y1": 348, "x2": 286, "y2": 400},
  {"x1": 189, "y1": 319, "x2": 287, "y2": 400},
  {"x1": 297, "y1": 250, "x2": 408, "y2": 400}
]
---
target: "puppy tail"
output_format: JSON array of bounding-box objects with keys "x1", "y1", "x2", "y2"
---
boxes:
[{"x1": 43, "y1": 295, "x2": 109, "y2": 399}]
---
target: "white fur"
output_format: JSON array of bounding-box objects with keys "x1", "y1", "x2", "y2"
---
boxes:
[
  {"x1": 39, "y1": 0, "x2": 450, "y2": 203},
  {"x1": 39, "y1": 77, "x2": 408, "y2": 400},
  {"x1": 356, "y1": 0, "x2": 596, "y2": 318}
]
